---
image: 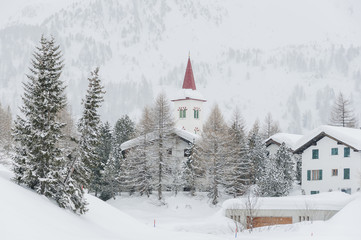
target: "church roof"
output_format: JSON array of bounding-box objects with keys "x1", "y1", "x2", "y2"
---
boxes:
[{"x1": 182, "y1": 57, "x2": 196, "y2": 90}]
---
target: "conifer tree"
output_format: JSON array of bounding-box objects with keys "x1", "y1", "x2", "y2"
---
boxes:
[
  {"x1": 92, "y1": 122, "x2": 112, "y2": 196},
  {"x1": 12, "y1": 36, "x2": 86, "y2": 213},
  {"x1": 151, "y1": 93, "x2": 174, "y2": 201},
  {"x1": 273, "y1": 143, "x2": 295, "y2": 194},
  {"x1": 257, "y1": 156, "x2": 285, "y2": 197},
  {"x1": 182, "y1": 141, "x2": 203, "y2": 196},
  {"x1": 247, "y1": 120, "x2": 268, "y2": 185},
  {"x1": 329, "y1": 92, "x2": 357, "y2": 128},
  {"x1": 113, "y1": 115, "x2": 136, "y2": 146},
  {"x1": 77, "y1": 67, "x2": 105, "y2": 193},
  {"x1": 124, "y1": 106, "x2": 154, "y2": 197},
  {"x1": 226, "y1": 109, "x2": 251, "y2": 197},
  {"x1": 261, "y1": 112, "x2": 281, "y2": 139},
  {"x1": 199, "y1": 104, "x2": 229, "y2": 205}
]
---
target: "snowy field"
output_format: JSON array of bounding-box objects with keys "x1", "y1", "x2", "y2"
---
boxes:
[{"x1": 1, "y1": 161, "x2": 361, "y2": 240}]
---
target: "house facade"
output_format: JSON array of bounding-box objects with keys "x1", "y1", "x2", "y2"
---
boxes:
[{"x1": 294, "y1": 125, "x2": 361, "y2": 195}]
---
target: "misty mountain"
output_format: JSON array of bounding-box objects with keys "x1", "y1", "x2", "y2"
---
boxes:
[{"x1": 1, "y1": 0, "x2": 361, "y2": 133}]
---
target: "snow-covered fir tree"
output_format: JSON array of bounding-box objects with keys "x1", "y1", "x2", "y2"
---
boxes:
[
  {"x1": 199, "y1": 104, "x2": 230, "y2": 205},
  {"x1": 77, "y1": 67, "x2": 105, "y2": 193},
  {"x1": 100, "y1": 151, "x2": 122, "y2": 201},
  {"x1": 12, "y1": 36, "x2": 86, "y2": 213},
  {"x1": 113, "y1": 115, "x2": 136, "y2": 145},
  {"x1": 273, "y1": 143, "x2": 295, "y2": 194},
  {"x1": 226, "y1": 108, "x2": 251, "y2": 197},
  {"x1": 92, "y1": 122, "x2": 112, "y2": 197},
  {"x1": 151, "y1": 93, "x2": 174, "y2": 201},
  {"x1": 257, "y1": 156, "x2": 286, "y2": 197},
  {"x1": 258, "y1": 143, "x2": 294, "y2": 197},
  {"x1": 182, "y1": 141, "x2": 203, "y2": 196},
  {"x1": 247, "y1": 120, "x2": 268, "y2": 185}
]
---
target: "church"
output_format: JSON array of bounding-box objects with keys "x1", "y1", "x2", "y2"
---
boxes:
[{"x1": 121, "y1": 57, "x2": 206, "y2": 161}]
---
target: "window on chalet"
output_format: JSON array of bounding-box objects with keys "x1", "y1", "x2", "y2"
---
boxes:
[
  {"x1": 312, "y1": 149, "x2": 319, "y2": 159},
  {"x1": 311, "y1": 170, "x2": 322, "y2": 180},
  {"x1": 167, "y1": 148, "x2": 172, "y2": 155},
  {"x1": 344, "y1": 147, "x2": 350, "y2": 157},
  {"x1": 331, "y1": 169, "x2": 338, "y2": 176},
  {"x1": 310, "y1": 191, "x2": 319, "y2": 195},
  {"x1": 344, "y1": 168, "x2": 350, "y2": 179},
  {"x1": 331, "y1": 148, "x2": 338, "y2": 155}
]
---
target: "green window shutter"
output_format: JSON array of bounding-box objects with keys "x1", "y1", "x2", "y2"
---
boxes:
[
  {"x1": 344, "y1": 147, "x2": 350, "y2": 157},
  {"x1": 184, "y1": 109, "x2": 186, "y2": 118},
  {"x1": 179, "y1": 110, "x2": 182, "y2": 118},
  {"x1": 344, "y1": 168, "x2": 350, "y2": 179},
  {"x1": 197, "y1": 110, "x2": 199, "y2": 118},
  {"x1": 307, "y1": 170, "x2": 311, "y2": 181},
  {"x1": 319, "y1": 170, "x2": 322, "y2": 180},
  {"x1": 194, "y1": 110, "x2": 196, "y2": 118},
  {"x1": 312, "y1": 149, "x2": 319, "y2": 159}
]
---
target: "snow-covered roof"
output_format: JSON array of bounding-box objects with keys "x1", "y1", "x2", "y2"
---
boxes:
[
  {"x1": 171, "y1": 89, "x2": 206, "y2": 102},
  {"x1": 294, "y1": 125, "x2": 361, "y2": 153},
  {"x1": 222, "y1": 192, "x2": 352, "y2": 211},
  {"x1": 121, "y1": 128, "x2": 201, "y2": 151},
  {"x1": 265, "y1": 133, "x2": 303, "y2": 150}
]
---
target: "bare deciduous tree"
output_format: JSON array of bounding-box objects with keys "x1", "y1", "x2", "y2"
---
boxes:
[{"x1": 329, "y1": 92, "x2": 357, "y2": 128}]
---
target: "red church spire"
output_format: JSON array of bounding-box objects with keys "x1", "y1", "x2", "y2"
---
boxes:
[{"x1": 182, "y1": 56, "x2": 196, "y2": 90}]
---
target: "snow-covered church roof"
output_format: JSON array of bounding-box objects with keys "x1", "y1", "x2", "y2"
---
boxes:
[
  {"x1": 121, "y1": 128, "x2": 200, "y2": 151},
  {"x1": 294, "y1": 125, "x2": 361, "y2": 153},
  {"x1": 265, "y1": 133, "x2": 303, "y2": 150}
]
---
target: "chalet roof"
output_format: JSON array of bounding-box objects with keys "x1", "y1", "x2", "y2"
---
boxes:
[
  {"x1": 222, "y1": 192, "x2": 351, "y2": 211},
  {"x1": 182, "y1": 57, "x2": 196, "y2": 90},
  {"x1": 120, "y1": 128, "x2": 200, "y2": 151},
  {"x1": 265, "y1": 133, "x2": 303, "y2": 150},
  {"x1": 293, "y1": 125, "x2": 361, "y2": 154}
]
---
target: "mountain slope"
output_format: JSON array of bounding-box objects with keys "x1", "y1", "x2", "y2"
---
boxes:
[{"x1": 1, "y1": 0, "x2": 361, "y2": 132}]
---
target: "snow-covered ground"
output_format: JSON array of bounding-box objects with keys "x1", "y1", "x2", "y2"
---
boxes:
[{"x1": 1, "y1": 160, "x2": 361, "y2": 240}]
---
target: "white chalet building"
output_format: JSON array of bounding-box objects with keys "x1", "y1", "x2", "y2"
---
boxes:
[{"x1": 294, "y1": 125, "x2": 361, "y2": 195}]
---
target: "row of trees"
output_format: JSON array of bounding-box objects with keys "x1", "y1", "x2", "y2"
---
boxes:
[
  {"x1": 11, "y1": 36, "x2": 112, "y2": 214},
  {"x1": 91, "y1": 95, "x2": 295, "y2": 205}
]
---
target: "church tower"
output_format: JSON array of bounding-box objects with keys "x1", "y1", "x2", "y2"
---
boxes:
[{"x1": 171, "y1": 57, "x2": 206, "y2": 134}]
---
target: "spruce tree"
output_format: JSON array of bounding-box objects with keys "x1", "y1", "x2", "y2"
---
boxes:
[
  {"x1": 113, "y1": 115, "x2": 136, "y2": 146},
  {"x1": 182, "y1": 141, "x2": 203, "y2": 196},
  {"x1": 247, "y1": 120, "x2": 268, "y2": 185},
  {"x1": 77, "y1": 67, "x2": 105, "y2": 193},
  {"x1": 92, "y1": 122, "x2": 112, "y2": 196},
  {"x1": 273, "y1": 143, "x2": 295, "y2": 194},
  {"x1": 199, "y1": 104, "x2": 229, "y2": 205},
  {"x1": 12, "y1": 36, "x2": 86, "y2": 213}
]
